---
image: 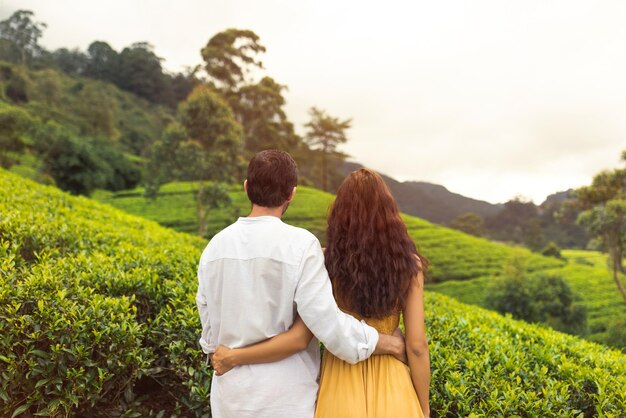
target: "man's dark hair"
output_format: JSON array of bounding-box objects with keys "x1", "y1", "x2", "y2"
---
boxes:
[{"x1": 246, "y1": 150, "x2": 298, "y2": 207}]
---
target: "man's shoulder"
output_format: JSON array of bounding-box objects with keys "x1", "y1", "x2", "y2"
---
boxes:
[{"x1": 280, "y1": 221, "x2": 318, "y2": 244}]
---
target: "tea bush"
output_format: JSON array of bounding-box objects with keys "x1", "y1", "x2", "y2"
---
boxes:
[
  {"x1": 1, "y1": 170, "x2": 210, "y2": 416},
  {"x1": 3, "y1": 170, "x2": 626, "y2": 416}
]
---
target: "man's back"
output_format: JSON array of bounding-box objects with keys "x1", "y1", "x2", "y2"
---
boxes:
[{"x1": 197, "y1": 216, "x2": 321, "y2": 418}]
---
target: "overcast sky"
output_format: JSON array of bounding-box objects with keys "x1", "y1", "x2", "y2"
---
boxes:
[{"x1": 2, "y1": 0, "x2": 625, "y2": 204}]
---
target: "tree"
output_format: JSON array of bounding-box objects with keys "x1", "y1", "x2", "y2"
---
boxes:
[
  {"x1": 51, "y1": 47, "x2": 88, "y2": 75},
  {"x1": 304, "y1": 107, "x2": 351, "y2": 192},
  {"x1": 486, "y1": 196, "x2": 539, "y2": 243},
  {"x1": 85, "y1": 41, "x2": 119, "y2": 83},
  {"x1": 576, "y1": 151, "x2": 626, "y2": 304},
  {"x1": 227, "y1": 76, "x2": 300, "y2": 155},
  {"x1": 35, "y1": 123, "x2": 108, "y2": 195},
  {"x1": 449, "y1": 212, "x2": 485, "y2": 237},
  {"x1": 116, "y1": 42, "x2": 166, "y2": 103},
  {"x1": 0, "y1": 10, "x2": 46, "y2": 65},
  {"x1": 147, "y1": 86, "x2": 244, "y2": 237},
  {"x1": 201, "y1": 29, "x2": 266, "y2": 91},
  {"x1": 524, "y1": 217, "x2": 546, "y2": 251}
]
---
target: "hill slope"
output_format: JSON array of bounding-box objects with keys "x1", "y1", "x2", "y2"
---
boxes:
[
  {"x1": 95, "y1": 182, "x2": 626, "y2": 346},
  {"x1": 94, "y1": 182, "x2": 560, "y2": 282},
  {"x1": 3, "y1": 169, "x2": 626, "y2": 416}
]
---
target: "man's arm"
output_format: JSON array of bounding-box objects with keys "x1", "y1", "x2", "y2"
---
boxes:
[
  {"x1": 196, "y1": 261, "x2": 212, "y2": 355},
  {"x1": 293, "y1": 239, "x2": 403, "y2": 364}
]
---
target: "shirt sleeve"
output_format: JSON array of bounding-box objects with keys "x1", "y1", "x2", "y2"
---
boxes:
[
  {"x1": 293, "y1": 238, "x2": 379, "y2": 364},
  {"x1": 196, "y1": 260, "x2": 213, "y2": 354}
]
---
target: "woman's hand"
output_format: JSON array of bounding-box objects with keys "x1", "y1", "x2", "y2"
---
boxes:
[{"x1": 210, "y1": 345, "x2": 238, "y2": 375}]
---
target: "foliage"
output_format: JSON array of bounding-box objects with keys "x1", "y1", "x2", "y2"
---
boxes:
[
  {"x1": 177, "y1": 85, "x2": 243, "y2": 179},
  {"x1": 304, "y1": 107, "x2": 352, "y2": 192},
  {"x1": 227, "y1": 76, "x2": 301, "y2": 156},
  {"x1": 541, "y1": 241, "x2": 562, "y2": 259},
  {"x1": 0, "y1": 10, "x2": 46, "y2": 65},
  {"x1": 448, "y1": 212, "x2": 485, "y2": 237},
  {"x1": 3, "y1": 169, "x2": 626, "y2": 416},
  {"x1": 33, "y1": 122, "x2": 140, "y2": 195},
  {"x1": 0, "y1": 102, "x2": 32, "y2": 167},
  {"x1": 116, "y1": 42, "x2": 168, "y2": 104},
  {"x1": 146, "y1": 86, "x2": 243, "y2": 236},
  {"x1": 422, "y1": 292, "x2": 626, "y2": 417},
  {"x1": 0, "y1": 171, "x2": 626, "y2": 417},
  {"x1": 576, "y1": 150, "x2": 626, "y2": 303},
  {"x1": 0, "y1": 170, "x2": 212, "y2": 416},
  {"x1": 0, "y1": 60, "x2": 171, "y2": 182},
  {"x1": 75, "y1": 81, "x2": 119, "y2": 139},
  {"x1": 0, "y1": 61, "x2": 32, "y2": 103},
  {"x1": 201, "y1": 28, "x2": 266, "y2": 90},
  {"x1": 485, "y1": 268, "x2": 588, "y2": 335}
]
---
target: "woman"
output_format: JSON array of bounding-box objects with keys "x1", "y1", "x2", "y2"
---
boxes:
[{"x1": 211, "y1": 168, "x2": 430, "y2": 418}]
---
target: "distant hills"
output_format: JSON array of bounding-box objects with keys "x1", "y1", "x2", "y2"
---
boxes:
[{"x1": 341, "y1": 161, "x2": 503, "y2": 224}]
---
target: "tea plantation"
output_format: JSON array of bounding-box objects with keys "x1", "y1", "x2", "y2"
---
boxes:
[
  {"x1": 4, "y1": 170, "x2": 626, "y2": 417},
  {"x1": 95, "y1": 182, "x2": 626, "y2": 345}
]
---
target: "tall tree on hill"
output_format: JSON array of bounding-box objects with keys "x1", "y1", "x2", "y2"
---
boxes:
[
  {"x1": 85, "y1": 41, "x2": 119, "y2": 84},
  {"x1": 117, "y1": 42, "x2": 166, "y2": 103},
  {"x1": 304, "y1": 107, "x2": 352, "y2": 192},
  {"x1": 0, "y1": 10, "x2": 46, "y2": 65},
  {"x1": 146, "y1": 85, "x2": 244, "y2": 237},
  {"x1": 201, "y1": 29, "x2": 266, "y2": 91},
  {"x1": 50, "y1": 47, "x2": 88, "y2": 75},
  {"x1": 227, "y1": 76, "x2": 300, "y2": 155},
  {"x1": 201, "y1": 29, "x2": 308, "y2": 167},
  {"x1": 576, "y1": 150, "x2": 626, "y2": 304}
]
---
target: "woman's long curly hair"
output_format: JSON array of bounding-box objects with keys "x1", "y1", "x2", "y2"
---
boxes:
[{"x1": 325, "y1": 168, "x2": 428, "y2": 319}]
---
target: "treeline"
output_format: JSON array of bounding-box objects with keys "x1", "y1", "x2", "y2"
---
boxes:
[
  {"x1": 449, "y1": 193, "x2": 588, "y2": 253},
  {"x1": 0, "y1": 10, "x2": 350, "y2": 202}
]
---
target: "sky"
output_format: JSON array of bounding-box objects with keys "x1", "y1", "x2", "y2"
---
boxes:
[{"x1": 2, "y1": 0, "x2": 625, "y2": 204}]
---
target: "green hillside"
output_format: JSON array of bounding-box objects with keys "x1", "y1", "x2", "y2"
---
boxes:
[
  {"x1": 3, "y1": 169, "x2": 626, "y2": 417},
  {"x1": 93, "y1": 182, "x2": 562, "y2": 281},
  {"x1": 94, "y1": 181, "x2": 626, "y2": 347},
  {"x1": 1, "y1": 61, "x2": 171, "y2": 189}
]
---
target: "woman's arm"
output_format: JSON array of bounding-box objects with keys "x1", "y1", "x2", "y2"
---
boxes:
[
  {"x1": 403, "y1": 265, "x2": 431, "y2": 418},
  {"x1": 211, "y1": 315, "x2": 314, "y2": 375}
]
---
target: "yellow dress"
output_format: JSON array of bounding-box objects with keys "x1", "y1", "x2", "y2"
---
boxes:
[{"x1": 314, "y1": 310, "x2": 425, "y2": 418}]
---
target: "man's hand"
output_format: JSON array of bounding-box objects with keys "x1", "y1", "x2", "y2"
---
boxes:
[
  {"x1": 373, "y1": 328, "x2": 407, "y2": 363},
  {"x1": 392, "y1": 328, "x2": 408, "y2": 364},
  {"x1": 210, "y1": 345, "x2": 237, "y2": 375}
]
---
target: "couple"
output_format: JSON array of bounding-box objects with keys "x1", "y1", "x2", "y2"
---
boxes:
[{"x1": 196, "y1": 150, "x2": 430, "y2": 418}]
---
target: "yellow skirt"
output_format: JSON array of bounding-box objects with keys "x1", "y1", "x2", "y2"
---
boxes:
[{"x1": 314, "y1": 351, "x2": 425, "y2": 418}]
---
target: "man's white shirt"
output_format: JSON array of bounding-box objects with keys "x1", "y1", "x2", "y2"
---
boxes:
[{"x1": 196, "y1": 216, "x2": 379, "y2": 418}]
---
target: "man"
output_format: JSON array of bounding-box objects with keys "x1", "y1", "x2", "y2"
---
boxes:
[{"x1": 196, "y1": 150, "x2": 404, "y2": 418}]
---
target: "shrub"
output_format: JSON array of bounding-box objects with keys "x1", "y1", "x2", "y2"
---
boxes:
[
  {"x1": 485, "y1": 270, "x2": 588, "y2": 335},
  {"x1": 541, "y1": 241, "x2": 563, "y2": 259}
]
